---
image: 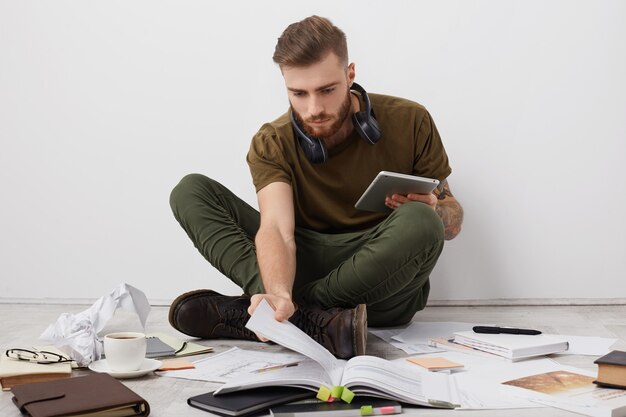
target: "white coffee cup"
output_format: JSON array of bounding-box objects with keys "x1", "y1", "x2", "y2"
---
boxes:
[{"x1": 103, "y1": 332, "x2": 147, "y2": 372}]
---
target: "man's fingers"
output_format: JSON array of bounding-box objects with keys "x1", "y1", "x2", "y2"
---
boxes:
[
  {"x1": 247, "y1": 295, "x2": 263, "y2": 316},
  {"x1": 248, "y1": 294, "x2": 295, "y2": 322},
  {"x1": 274, "y1": 308, "x2": 291, "y2": 322},
  {"x1": 255, "y1": 332, "x2": 269, "y2": 342}
]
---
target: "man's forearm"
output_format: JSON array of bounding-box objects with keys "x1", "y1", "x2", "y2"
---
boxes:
[
  {"x1": 435, "y1": 200, "x2": 463, "y2": 240},
  {"x1": 255, "y1": 227, "x2": 297, "y2": 298}
]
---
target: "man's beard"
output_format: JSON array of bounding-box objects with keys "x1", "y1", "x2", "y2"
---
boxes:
[{"x1": 292, "y1": 89, "x2": 352, "y2": 141}]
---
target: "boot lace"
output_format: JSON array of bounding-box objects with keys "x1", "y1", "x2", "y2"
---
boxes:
[
  {"x1": 292, "y1": 310, "x2": 326, "y2": 343},
  {"x1": 223, "y1": 307, "x2": 256, "y2": 339}
]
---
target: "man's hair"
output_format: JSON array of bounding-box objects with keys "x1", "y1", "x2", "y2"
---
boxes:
[{"x1": 273, "y1": 15, "x2": 348, "y2": 68}]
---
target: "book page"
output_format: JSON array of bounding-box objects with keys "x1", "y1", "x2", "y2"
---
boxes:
[
  {"x1": 215, "y1": 359, "x2": 332, "y2": 394},
  {"x1": 340, "y1": 356, "x2": 459, "y2": 407},
  {"x1": 245, "y1": 299, "x2": 344, "y2": 385}
]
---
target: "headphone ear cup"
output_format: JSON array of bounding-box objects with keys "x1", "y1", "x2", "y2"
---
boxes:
[
  {"x1": 352, "y1": 110, "x2": 381, "y2": 145},
  {"x1": 291, "y1": 111, "x2": 328, "y2": 164},
  {"x1": 350, "y1": 82, "x2": 382, "y2": 145}
]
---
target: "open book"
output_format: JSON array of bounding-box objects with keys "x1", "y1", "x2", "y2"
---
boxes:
[{"x1": 215, "y1": 300, "x2": 460, "y2": 408}]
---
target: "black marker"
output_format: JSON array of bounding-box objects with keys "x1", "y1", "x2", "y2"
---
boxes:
[{"x1": 473, "y1": 326, "x2": 542, "y2": 335}]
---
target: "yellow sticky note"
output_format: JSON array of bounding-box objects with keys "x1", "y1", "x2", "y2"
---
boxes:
[
  {"x1": 406, "y1": 356, "x2": 464, "y2": 371},
  {"x1": 158, "y1": 359, "x2": 195, "y2": 371},
  {"x1": 341, "y1": 387, "x2": 355, "y2": 403},
  {"x1": 331, "y1": 386, "x2": 344, "y2": 398},
  {"x1": 317, "y1": 385, "x2": 331, "y2": 401}
]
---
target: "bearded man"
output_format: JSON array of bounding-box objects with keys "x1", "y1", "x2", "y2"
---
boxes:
[{"x1": 168, "y1": 15, "x2": 463, "y2": 359}]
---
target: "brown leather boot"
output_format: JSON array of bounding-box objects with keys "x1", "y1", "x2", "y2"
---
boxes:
[
  {"x1": 168, "y1": 289, "x2": 258, "y2": 341},
  {"x1": 290, "y1": 304, "x2": 367, "y2": 360},
  {"x1": 168, "y1": 289, "x2": 367, "y2": 359}
]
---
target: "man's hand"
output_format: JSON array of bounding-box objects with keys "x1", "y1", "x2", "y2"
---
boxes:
[
  {"x1": 385, "y1": 192, "x2": 437, "y2": 210},
  {"x1": 248, "y1": 293, "x2": 296, "y2": 342},
  {"x1": 384, "y1": 179, "x2": 463, "y2": 240}
]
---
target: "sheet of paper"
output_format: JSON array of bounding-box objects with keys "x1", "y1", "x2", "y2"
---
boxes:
[
  {"x1": 391, "y1": 351, "x2": 556, "y2": 410},
  {"x1": 501, "y1": 365, "x2": 626, "y2": 416},
  {"x1": 245, "y1": 298, "x2": 345, "y2": 385},
  {"x1": 371, "y1": 322, "x2": 488, "y2": 355},
  {"x1": 369, "y1": 328, "x2": 445, "y2": 354},
  {"x1": 393, "y1": 321, "x2": 483, "y2": 344},
  {"x1": 553, "y1": 335, "x2": 617, "y2": 356},
  {"x1": 156, "y1": 347, "x2": 305, "y2": 383}
]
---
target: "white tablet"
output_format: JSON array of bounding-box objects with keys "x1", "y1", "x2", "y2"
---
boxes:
[{"x1": 354, "y1": 171, "x2": 440, "y2": 213}]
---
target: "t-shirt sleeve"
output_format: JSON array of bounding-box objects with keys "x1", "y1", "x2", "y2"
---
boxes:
[
  {"x1": 413, "y1": 110, "x2": 452, "y2": 181},
  {"x1": 246, "y1": 125, "x2": 292, "y2": 193}
]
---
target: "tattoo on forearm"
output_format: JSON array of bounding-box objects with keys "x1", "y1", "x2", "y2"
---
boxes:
[
  {"x1": 433, "y1": 180, "x2": 463, "y2": 240},
  {"x1": 436, "y1": 202, "x2": 464, "y2": 240},
  {"x1": 437, "y1": 186, "x2": 452, "y2": 200},
  {"x1": 435, "y1": 180, "x2": 452, "y2": 200}
]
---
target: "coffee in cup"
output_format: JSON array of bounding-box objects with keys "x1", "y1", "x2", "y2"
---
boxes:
[{"x1": 103, "y1": 332, "x2": 147, "y2": 372}]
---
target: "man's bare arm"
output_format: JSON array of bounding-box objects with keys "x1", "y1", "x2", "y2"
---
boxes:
[
  {"x1": 249, "y1": 181, "x2": 297, "y2": 321},
  {"x1": 434, "y1": 180, "x2": 463, "y2": 240}
]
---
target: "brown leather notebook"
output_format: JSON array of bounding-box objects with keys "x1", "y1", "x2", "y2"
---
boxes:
[{"x1": 11, "y1": 373, "x2": 150, "y2": 417}]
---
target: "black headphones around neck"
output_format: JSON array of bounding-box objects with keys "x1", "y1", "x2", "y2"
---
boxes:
[{"x1": 290, "y1": 82, "x2": 381, "y2": 164}]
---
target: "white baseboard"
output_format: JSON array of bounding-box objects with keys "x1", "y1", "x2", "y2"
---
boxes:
[
  {"x1": 427, "y1": 298, "x2": 626, "y2": 306},
  {"x1": 1, "y1": 297, "x2": 625, "y2": 307}
]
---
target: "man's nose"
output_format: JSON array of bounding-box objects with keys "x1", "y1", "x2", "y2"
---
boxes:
[{"x1": 307, "y1": 95, "x2": 324, "y2": 117}]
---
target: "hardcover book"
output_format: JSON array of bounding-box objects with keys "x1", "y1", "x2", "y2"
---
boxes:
[
  {"x1": 188, "y1": 386, "x2": 313, "y2": 417},
  {"x1": 594, "y1": 350, "x2": 626, "y2": 389}
]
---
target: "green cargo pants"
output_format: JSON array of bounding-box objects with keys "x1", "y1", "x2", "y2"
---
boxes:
[{"x1": 170, "y1": 174, "x2": 444, "y2": 327}]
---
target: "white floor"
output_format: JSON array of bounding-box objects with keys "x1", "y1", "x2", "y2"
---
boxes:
[{"x1": 1, "y1": 303, "x2": 625, "y2": 417}]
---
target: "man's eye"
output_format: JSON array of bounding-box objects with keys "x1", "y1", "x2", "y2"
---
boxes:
[
  {"x1": 322, "y1": 88, "x2": 335, "y2": 95},
  {"x1": 292, "y1": 92, "x2": 304, "y2": 97}
]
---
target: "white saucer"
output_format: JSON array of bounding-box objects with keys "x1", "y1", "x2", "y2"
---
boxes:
[{"x1": 89, "y1": 358, "x2": 162, "y2": 379}]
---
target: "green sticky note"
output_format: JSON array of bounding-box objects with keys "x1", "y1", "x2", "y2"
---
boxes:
[
  {"x1": 341, "y1": 387, "x2": 355, "y2": 403},
  {"x1": 317, "y1": 385, "x2": 331, "y2": 402},
  {"x1": 331, "y1": 386, "x2": 344, "y2": 399},
  {"x1": 360, "y1": 405, "x2": 373, "y2": 415}
]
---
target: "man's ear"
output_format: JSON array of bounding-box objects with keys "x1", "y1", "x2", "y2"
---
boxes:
[{"x1": 347, "y1": 62, "x2": 356, "y2": 85}]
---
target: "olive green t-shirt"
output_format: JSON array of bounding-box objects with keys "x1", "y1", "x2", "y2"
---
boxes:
[{"x1": 247, "y1": 93, "x2": 452, "y2": 233}]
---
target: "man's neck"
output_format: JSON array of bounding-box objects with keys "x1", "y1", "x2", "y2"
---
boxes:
[{"x1": 322, "y1": 93, "x2": 360, "y2": 151}]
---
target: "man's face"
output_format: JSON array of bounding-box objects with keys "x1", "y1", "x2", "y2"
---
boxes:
[{"x1": 282, "y1": 53, "x2": 355, "y2": 140}]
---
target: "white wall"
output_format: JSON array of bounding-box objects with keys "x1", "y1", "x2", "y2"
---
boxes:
[{"x1": 1, "y1": 0, "x2": 625, "y2": 304}]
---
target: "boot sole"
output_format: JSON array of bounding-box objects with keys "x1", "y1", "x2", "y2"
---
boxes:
[
  {"x1": 168, "y1": 289, "x2": 221, "y2": 334},
  {"x1": 353, "y1": 304, "x2": 368, "y2": 356}
]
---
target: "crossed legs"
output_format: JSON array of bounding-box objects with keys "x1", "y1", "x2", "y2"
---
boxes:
[{"x1": 170, "y1": 174, "x2": 444, "y2": 327}]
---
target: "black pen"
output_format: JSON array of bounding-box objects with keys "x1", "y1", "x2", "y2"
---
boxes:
[{"x1": 473, "y1": 326, "x2": 542, "y2": 335}]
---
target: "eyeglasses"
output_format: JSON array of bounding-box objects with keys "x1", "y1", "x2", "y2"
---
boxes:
[{"x1": 5, "y1": 348, "x2": 73, "y2": 364}]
